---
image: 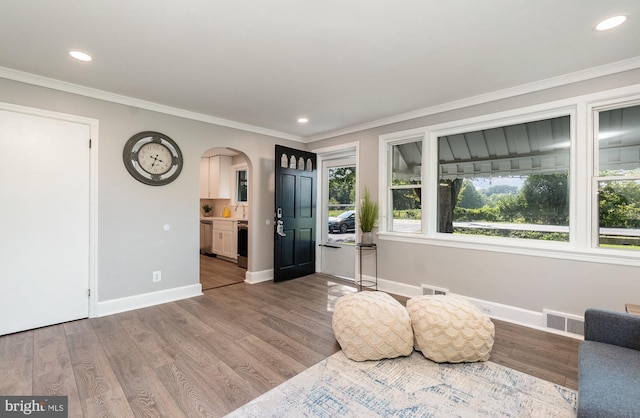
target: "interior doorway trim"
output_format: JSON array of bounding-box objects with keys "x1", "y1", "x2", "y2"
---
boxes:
[{"x1": 0, "y1": 101, "x2": 99, "y2": 318}]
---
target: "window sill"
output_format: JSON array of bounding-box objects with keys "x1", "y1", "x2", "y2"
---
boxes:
[{"x1": 377, "y1": 231, "x2": 640, "y2": 268}]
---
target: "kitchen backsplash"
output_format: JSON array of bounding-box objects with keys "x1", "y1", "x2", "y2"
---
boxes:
[{"x1": 200, "y1": 198, "x2": 248, "y2": 219}]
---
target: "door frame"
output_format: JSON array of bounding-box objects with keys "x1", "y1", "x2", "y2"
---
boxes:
[
  {"x1": 312, "y1": 142, "x2": 360, "y2": 277},
  {"x1": 0, "y1": 101, "x2": 99, "y2": 318}
]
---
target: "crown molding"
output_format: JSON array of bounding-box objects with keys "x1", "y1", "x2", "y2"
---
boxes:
[
  {"x1": 306, "y1": 56, "x2": 640, "y2": 142},
  {"x1": 0, "y1": 66, "x2": 303, "y2": 142},
  {"x1": 3, "y1": 57, "x2": 640, "y2": 145}
]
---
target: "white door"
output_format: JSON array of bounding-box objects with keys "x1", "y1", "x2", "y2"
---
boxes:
[
  {"x1": 320, "y1": 157, "x2": 356, "y2": 279},
  {"x1": 0, "y1": 108, "x2": 90, "y2": 335}
]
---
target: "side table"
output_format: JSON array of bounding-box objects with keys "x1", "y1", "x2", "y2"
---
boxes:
[
  {"x1": 356, "y1": 243, "x2": 377, "y2": 291},
  {"x1": 625, "y1": 303, "x2": 640, "y2": 315}
]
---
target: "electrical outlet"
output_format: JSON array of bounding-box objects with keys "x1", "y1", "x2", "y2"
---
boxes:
[{"x1": 152, "y1": 271, "x2": 162, "y2": 282}]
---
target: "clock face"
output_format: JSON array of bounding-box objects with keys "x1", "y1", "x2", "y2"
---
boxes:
[
  {"x1": 138, "y1": 142, "x2": 173, "y2": 175},
  {"x1": 123, "y1": 131, "x2": 183, "y2": 186}
]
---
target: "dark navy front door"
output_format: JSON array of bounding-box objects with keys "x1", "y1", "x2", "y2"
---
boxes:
[{"x1": 274, "y1": 145, "x2": 317, "y2": 282}]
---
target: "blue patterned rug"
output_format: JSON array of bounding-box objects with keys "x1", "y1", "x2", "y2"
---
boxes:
[{"x1": 225, "y1": 351, "x2": 577, "y2": 417}]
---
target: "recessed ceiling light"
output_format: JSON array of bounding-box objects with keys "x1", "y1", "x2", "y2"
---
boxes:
[
  {"x1": 69, "y1": 50, "x2": 93, "y2": 62},
  {"x1": 595, "y1": 14, "x2": 628, "y2": 31},
  {"x1": 297, "y1": 118, "x2": 309, "y2": 124}
]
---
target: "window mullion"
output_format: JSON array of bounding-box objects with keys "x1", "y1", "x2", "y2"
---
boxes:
[{"x1": 425, "y1": 131, "x2": 438, "y2": 236}]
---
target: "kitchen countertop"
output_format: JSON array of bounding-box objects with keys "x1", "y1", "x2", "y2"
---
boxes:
[{"x1": 200, "y1": 217, "x2": 248, "y2": 222}]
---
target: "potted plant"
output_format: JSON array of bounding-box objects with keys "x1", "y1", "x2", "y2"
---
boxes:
[
  {"x1": 202, "y1": 204, "x2": 213, "y2": 217},
  {"x1": 358, "y1": 187, "x2": 379, "y2": 244}
]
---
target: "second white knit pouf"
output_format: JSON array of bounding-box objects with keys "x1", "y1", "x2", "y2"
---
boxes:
[
  {"x1": 332, "y1": 291, "x2": 414, "y2": 361},
  {"x1": 407, "y1": 295, "x2": 494, "y2": 363}
]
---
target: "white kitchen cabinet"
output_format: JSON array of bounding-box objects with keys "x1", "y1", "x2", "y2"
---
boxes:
[
  {"x1": 200, "y1": 155, "x2": 232, "y2": 199},
  {"x1": 209, "y1": 155, "x2": 231, "y2": 199},
  {"x1": 211, "y1": 219, "x2": 237, "y2": 259},
  {"x1": 199, "y1": 158, "x2": 210, "y2": 199}
]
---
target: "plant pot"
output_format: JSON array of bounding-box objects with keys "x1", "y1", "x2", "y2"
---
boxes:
[{"x1": 360, "y1": 232, "x2": 372, "y2": 244}]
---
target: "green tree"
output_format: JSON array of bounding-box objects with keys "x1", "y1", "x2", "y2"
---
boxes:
[
  {"x1": 495, "y1": 194, "x2": 524, "y2": 222},
  {"x1": 599, "y1": 181, "x2": 640, "y2": 228},
  {"x1": 520, "y1": 173, "x2": 569, "y2": 225},
  {"x1": 483, "y1": 184, "x2": 519, "y2": 198},
  {"x1": 458, "y1": 179, "x2": 485, "y2": 209},
  {"x1": 391, "y1": 179, "x2": 421, "y2": 212},
  {"x1": 328, "y1": 167, "x2": 355, "y2": 205}
]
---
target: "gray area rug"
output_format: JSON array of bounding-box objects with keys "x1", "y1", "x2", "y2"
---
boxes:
[{"x1": 226, "y1": 351, "x2": 577, "y2": 417}]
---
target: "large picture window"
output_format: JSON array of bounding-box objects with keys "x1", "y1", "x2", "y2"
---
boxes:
[
  {"x1": 380, "y1": 89, "x2": 640, "y2": 265},
  {"x1": 437, "y1": 115, "x2": 571, "y2": 241},
  {"x1": 596, "y1": 102, "x2": 640, "y2": 251}
]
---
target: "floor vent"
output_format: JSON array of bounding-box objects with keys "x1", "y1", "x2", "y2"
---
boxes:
[
  {"x1": 421, "y1": 284, "x2": 449, "y2": 296},
  {"x1": 543, "y1": 310, "x2": 584, "y2": 336}
]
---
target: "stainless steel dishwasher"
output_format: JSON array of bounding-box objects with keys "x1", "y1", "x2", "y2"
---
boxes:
[
  {"x1": 200, "y1": 219, "x2": 213, "y2": 254},
  {"x1": 237, "y1": 220, "x2": 248, "y2": 268}
]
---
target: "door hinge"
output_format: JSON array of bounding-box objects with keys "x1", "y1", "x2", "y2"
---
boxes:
[
  {"x1": 89, "y1": 139, "x2": 92, "y2": 148},
  {"x1": 88, "y1": 289, "x2": 91, "y2": 297}
]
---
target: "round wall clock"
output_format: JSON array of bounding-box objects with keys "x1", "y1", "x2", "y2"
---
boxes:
[{"x1": 123, "y1": 131, "x2": 183, "y2": 186}]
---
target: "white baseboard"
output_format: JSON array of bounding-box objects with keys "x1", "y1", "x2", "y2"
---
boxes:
[
  {"x1": 245, "y1": 269, "x2": 272, "y2": 284},
  {"x1": 376, "y1": 276, "x2": 583, "y2": 340},
  {"x1": 458, "y1": 294, "x2": 542, "y2": 326},
  {"x1": 377, "y1": 277, "x2": 421, "y2": 298},
  {"x1": 95, "y1": 284, "x2": 203, "y2": 317}
]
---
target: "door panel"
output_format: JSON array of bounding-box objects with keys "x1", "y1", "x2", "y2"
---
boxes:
[
  {"x1": 274, "y1": 145, "x2": 317, "y2": 281},
  {"x1": 0, "y1": 109, "x2": 90, "y2": 335},
  {"x1": 320, "y1": 157, "x2": 356, "y2": 279}
]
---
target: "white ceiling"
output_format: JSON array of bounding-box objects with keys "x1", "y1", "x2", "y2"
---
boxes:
[{"x1": 1, "y1": 1, "x2": 640, "y2": 141}]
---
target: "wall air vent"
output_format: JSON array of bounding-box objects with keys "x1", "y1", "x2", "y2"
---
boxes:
[
  {"x1": 421, "y1": 284, "x2": 449, "y2": 296},
  {"x1": 543, "y1": 309, "x2": 584, "y2": 336}
]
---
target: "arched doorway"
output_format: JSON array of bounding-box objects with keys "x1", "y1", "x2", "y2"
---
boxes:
[{"x1": 199, "y1": 147, "x2": 251, "y2": 290}]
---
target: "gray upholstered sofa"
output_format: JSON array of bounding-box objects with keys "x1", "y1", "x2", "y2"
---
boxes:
[{"x1": 578, "y1": 308, "x2": 640, "y2": 417}]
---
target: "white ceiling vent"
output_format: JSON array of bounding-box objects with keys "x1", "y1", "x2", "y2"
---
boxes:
[
  {"x1": 421, "y1": 284, "x2": 449, "y2": 296},
  {"x1": 543, "y1": 309, "x2": 584, "y2": 336}
]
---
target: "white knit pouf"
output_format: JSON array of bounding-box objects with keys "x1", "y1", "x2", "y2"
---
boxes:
[
  {"x1": 332, "y1": 291, "x2": 414, "y2": 361},
  {"x1": 407, "y1": 295, "x2": 494, "y2": 363}
]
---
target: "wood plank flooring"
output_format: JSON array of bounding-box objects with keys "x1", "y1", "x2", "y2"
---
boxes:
[
  {"x1": 0, "y1": 274, "x2": 579, "y2": 417},
  {"x1": 200, "y1": 254, "x2": 245, "y2": 290}
]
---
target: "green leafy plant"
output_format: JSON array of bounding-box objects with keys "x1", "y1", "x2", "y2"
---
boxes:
[
  {"x1": 358, "y1": 187, "x2": 379, "y2": 232},
  {"x1": 202, "y1": 204, "x2": 213, "y2": 214}
]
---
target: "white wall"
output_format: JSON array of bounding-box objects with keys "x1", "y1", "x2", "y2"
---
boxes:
[
  {"x1": 308, "y1": 69, "x2": 640, "y2": 318},
  {"x1": 0, "y1": 77, "x2": 300, "y2": 308},
  {"x1": 4, "y1": 66, "x2": 640, "y2": 322}
]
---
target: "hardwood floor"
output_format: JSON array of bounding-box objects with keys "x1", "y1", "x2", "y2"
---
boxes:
[
  {"x1": 200, "y1": 254, "x2": 245, "y2": 290},
  {"x1": 0, "y1": 275, "x2": 579, "y2": 417}
]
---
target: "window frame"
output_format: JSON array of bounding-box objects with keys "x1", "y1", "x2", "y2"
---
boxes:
[
  {"x1": 591, "y1": 98, "x2": 640, "y2": 252},
  {"x1": 386, "y1": 136, "x2": 425, "y2": 234},
  {"x1": 379, "y1": 85, "x2": 640, "y2": 267},
  {"x1": 232, "y1": 164, "x2": 248, "y2": 204}
]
